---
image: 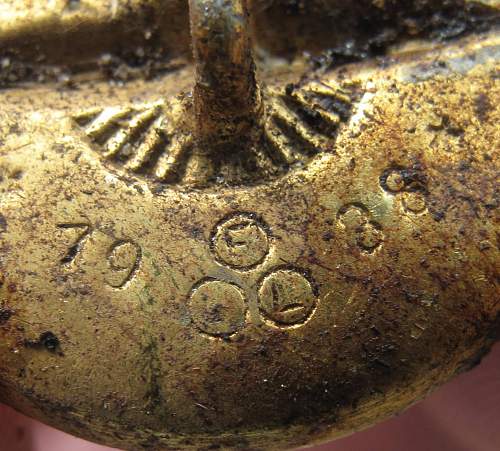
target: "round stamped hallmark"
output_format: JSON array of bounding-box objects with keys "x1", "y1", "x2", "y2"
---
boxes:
[
  {"x1": 212, "y1": 213, "x2": 270, "y2": 270},
  {"x1": 402, "y1": 192, "x2": 427, "y2": 214},
  {"x1": 188, "y1": 280, "x2": 247, "y2": 338},
  {"x1": 337, "y1": 203, "x2": 385, "y2": 253},
  {"x1": 357, "y1": 222, "x2": 384, "y2": 252},
  {"x1": 384, "y1": 170, "x2": 406, "y2": 193},
  {"x1": 258, "y1": 269, "x2": 318, "y2": 328}
]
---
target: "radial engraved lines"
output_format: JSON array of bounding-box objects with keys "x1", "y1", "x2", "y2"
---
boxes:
[
  {"x1": 72, "y1": 99, "x2": 193, "y2": 183},
  {"x1": 72, "y1": 79, "x2": 357, "y2": 187},
  {"x1": 264, "y1": 80, "x2": 355, "y2": 165}
]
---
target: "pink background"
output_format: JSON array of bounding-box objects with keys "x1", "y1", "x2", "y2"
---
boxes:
[{"x1": 1, "y1": 343, "x2": 499, "y2": 451}]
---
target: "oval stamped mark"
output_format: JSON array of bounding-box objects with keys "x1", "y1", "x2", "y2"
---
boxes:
[
  {"x1": 211, "y1": 213, "x2": 270, "y2": 270},
  {"x1": 188, "y1": 279, "x2": 248, "y2": 338},
  {"x1": 105, "y1": 240, "x2": 142, "y2": 289},
  {"x1": 258, "y1": 268, "x2": 318, "y2": 329}
]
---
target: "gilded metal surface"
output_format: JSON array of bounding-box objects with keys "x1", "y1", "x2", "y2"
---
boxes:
[{"x1": 0, "y1": 1, "x2": 499, "y2": 450}]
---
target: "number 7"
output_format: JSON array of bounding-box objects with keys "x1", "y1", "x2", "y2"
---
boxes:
[{"x1": 57, "y1": 223, "x2": 92, "y2": 265}]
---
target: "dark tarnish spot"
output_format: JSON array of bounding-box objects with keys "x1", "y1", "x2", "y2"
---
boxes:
[
  {"x1": 40, "y1": 332, "x2": 60, "y2": 352},
  {"x1": 475, "y1": 92, "x2": 492, "y2": 122},
  {"x1": 0, "y1": 213, "x2": 7, "y2": 233},
  {"x1": 0, "y1": 307, "x2": 14, "y2": 324},
  {"x1": 431, "y1": 210, "x2": 446, "y2": 222},
  {"x1": 64, "y1": 0, "x2": 81, "y2": 13},
  {"x1": 24, "y1": 331, "x2": 61, "y2": 354}
]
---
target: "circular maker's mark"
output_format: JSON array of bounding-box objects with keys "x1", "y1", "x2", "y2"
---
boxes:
[
  {"x1": 212, "y1": 213, "x2": 270, "y2": 270},
  {"x1": 401, "y1": 192, "x2": 427, "y2": 214},
  {"x1": 356, "y1": 221, "x2": 384, "y2": 252},
  {"x1": 258, "y1": 269, "x2": 318, "y2": 328},
  {"x1": 188, "y1": 280, "x2": 247, "y2": 338},
  {"x1": 337, "y1": 203, "x2": 384, "y2": 253},
  {"x1": 384, "y1": 171, "x2": 406, "y2": 193}
]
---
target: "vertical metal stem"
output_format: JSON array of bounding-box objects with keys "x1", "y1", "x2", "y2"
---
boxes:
[{"x1": 189, "y1": 0, "x2": 261, "y2": 151}]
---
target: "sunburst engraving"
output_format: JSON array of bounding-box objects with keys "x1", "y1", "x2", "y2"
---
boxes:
[
  {"x1": 264, "y1": 80, "x2": 356, "y2": 164},
  {"x1": 72, "y1": 97, "x2": 194, "y2": 183},
  {"x1": 72, "y1": 80, "x2": 357, "y2": 187}
]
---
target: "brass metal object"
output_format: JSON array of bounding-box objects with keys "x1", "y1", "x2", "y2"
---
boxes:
[{"x1": 0, "y1": 1, "x2": 499, "y2": 450}]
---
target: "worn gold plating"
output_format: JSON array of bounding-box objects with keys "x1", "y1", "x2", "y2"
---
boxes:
[{"x1": 0, "y1": 1, "x2": 499, "y2": 451}]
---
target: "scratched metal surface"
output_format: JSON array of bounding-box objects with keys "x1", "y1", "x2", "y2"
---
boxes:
[{"x1": 0, "y1": 1, "x2": 498, "y2": 450}]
